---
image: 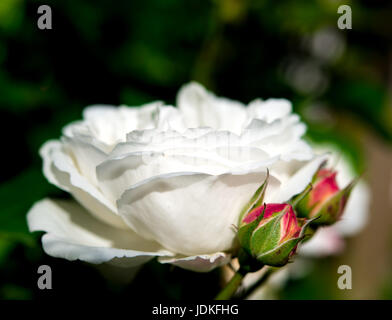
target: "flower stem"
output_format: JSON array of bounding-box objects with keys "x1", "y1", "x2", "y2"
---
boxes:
[
  {"x1": 215, "y1": 268, "x2": 246, "y2": 300},
  {"x1": 236, "y1": 267, "x2": 275, "y2": 299}
]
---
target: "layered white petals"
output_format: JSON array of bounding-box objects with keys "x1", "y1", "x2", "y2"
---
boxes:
[
  {"x1": 177, "y1": 82, "x2": 248, "y2": 135},
  {"x1": 118, "y1": 170, "x2": 281, "y2": 256},
  {"x1": 63, "y1": 102, "x2": 167, "y2": 150},
  {"x1": 27, "y1": 199, "x2": 173, "y2": 265},
  {"x1": 40, "y1": 140, "x2": 128, "y2": 229},
  {"x1": 31, "y1": 81, "x2": 319, "y2": 271},
  {"x1": 177, "y1": 82, "x2": 312, "y2": 162},
  {"x1": 96, "y1": 130, "x2": 277, "y2": 204},
  {"x1": 247, "y1": 98, "x2": 292, "y2": 123},
  {"x1": 272, "y1": 154, "x2": 329, "y2": 203}
]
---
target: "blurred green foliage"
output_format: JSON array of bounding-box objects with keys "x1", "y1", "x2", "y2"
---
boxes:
[{"x1": 0, "y1": 0, "x2": 391, "y2": 299}]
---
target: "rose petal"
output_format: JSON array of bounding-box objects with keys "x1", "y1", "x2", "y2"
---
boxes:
[
  {"x1": 243, "y1": 115, "x2": 312, "y2": 160},
  {"x1": 40, "y1": 140, "x2": 128, "y2": 229},
  {"x1": 247, "y1": 98, "x2": 292, "y2": 123},
  {"x1": 27, "y1": 199, "x2": 173, "y2": 265},
  {"x1": 273, "y1": 154, "x2": 329, "y2": 203},
  {"x1": 117, "y1": 169, "x2": 281, "y2": 256},
  {"x1": 158, "y1": 252, "x2": 231, "y2": 272},
  {"x1": 64, "y1": 103, "x2": 162, "y2": 149},
  {"x1": 96, "y1": 148, "x2": 272, "y2": 204},
  {"x1": 177, "y1": 82, "x2": 248, "y2": 135},
  {"x1": 62, "y1": 136, "x2": 107, "y2": 187}
]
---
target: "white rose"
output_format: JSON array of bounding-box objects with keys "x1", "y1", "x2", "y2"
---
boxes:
[{"x1": 27, "y1": 82, "x2": 325, "y2": 272}]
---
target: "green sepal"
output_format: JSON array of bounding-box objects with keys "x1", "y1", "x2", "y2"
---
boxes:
[
  {"x1": 295, "y1": 194, "x2": 312, "y2": 218},
  {"x1": 297, "y1": 219, "x2": 317, "y2": 243},
  {"x1": 289, "y1": 182, "x2": 313, "y2": 210},
  {"x1": 238, "y1": 170, "x2": 269, "y2": 224},
  {"x1": 255, "y1": 215, "x2": 315, "y2": 267},
  {"x1": 237, "y1": 248, "x2": 265, "y2": 273},
  {"x1": 294, "y1": 160, "x2": 328, "y2": 218},
  {"x1": 249, "y1": 209, "x2": 287, "y2": 257},
  {"x1": 310, "y1": 178, "x2": 357, "y2": 226},
  {"x1": 237, "y1": 204, "x2": 266, "y2": 254},
  {"x1": 256, "y1": 237, "x2": 302, "y2": 267},
  {"x1": 312, "y1": 160, "x2": 328, "y2": 183}
]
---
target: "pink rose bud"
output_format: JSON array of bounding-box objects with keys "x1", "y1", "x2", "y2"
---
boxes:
[
  {"x1": 238, "y1": 203, "x2": 311, "y2": 267},
  {"x1": 294, "y1": 168, "x2": 356, "y2": 225}
]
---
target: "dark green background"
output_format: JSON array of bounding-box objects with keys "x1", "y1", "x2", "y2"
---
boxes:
[{"x1": 0, "y1": 0, "x2": 391, "y2": 299}]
